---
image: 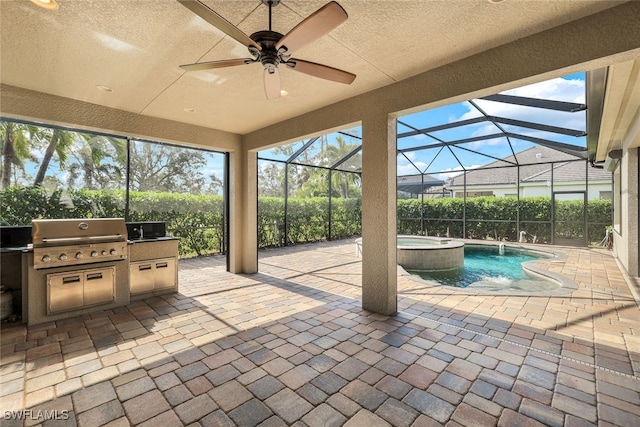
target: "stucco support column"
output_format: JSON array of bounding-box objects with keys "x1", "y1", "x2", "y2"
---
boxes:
[
  {"x1": 625, "y1": 148, "x2": 639, "y2": 277},
  {"x1": 361, "y1": 111, "x2": 397, "y2": 315},
  {"x1": 228, "y1": 149, "x2": 258, "y2": 274}
]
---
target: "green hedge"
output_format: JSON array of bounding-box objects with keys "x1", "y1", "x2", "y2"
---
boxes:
[
  {"x1": 258, "y1": 196, "x2": 361, "y2": 247},
  {"x1": 397, "y1": 196, "x2": 611, "y2": 244},
  {"x1": 0, "y1": 187, "x2": 224, "y2": 257},
  {"x1": 1, "y1": 188, "x2": 611, "y2": 256},
  {"x1": 0, "y1": 188, "x2": 362, "y2": 254}
]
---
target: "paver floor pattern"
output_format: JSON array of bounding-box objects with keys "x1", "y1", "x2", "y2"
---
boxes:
[{"x1": 1, "y1": 239, "x2": 639, "y2": 426}]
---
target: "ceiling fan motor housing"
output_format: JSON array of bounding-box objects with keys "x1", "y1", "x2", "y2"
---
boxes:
[{"x1": 250, "y1": 30, "x2": 287, "y2": 73}]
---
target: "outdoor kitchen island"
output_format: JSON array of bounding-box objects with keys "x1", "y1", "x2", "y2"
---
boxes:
[
  {"x1": 14, "y1": 219, "x2": 178, "y2": 326},
  {"x1": 128, "y1": 237, "x2": 179, "y2": 300}
]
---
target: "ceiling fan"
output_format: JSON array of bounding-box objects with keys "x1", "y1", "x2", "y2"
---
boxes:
[{"x1": 177, "y1": 0, "x2": 356, "y2": 99}]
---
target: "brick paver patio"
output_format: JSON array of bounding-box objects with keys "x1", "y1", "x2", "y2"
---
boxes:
[{"x1": 1, "y1": 239, "x2": 639, "y2": 426}]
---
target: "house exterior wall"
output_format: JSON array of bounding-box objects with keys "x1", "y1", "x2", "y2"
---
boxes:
[
  {"x1": 599, "y1": 59, "x2": 640, "y2": 280},
  {"x1": 450, "y1": 181, "x2": 612, "y2": 199},
  {"x1": 613, "y1": 147, "x2": 639, "y2": 278}
]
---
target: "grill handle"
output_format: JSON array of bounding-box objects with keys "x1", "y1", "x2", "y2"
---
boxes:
[{"x1": 39, "y1": 234, "x2": 125, "y2": 246}]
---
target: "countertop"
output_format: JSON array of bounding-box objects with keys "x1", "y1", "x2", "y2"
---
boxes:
[{"x1": 127, "y1": 236, "x2": 179, "y2": 244}]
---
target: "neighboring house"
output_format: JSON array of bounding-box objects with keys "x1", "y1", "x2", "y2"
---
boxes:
[
  {"x1": 446, "y1": 145, "x2": 612, "y2": 200},
  {"x1": 397, "y1": 174, "x2": 445, "y2": 198}
]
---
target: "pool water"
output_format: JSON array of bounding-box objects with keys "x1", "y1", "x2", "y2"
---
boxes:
[{"x1": 410, "y1": 245, "x2": 558, "y2": 290}]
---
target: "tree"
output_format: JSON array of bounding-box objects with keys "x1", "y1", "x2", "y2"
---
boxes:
[
  {"x1": 295, "y1": 169, "x2": 328, "y2": 198},
  {"x1": 321, "y1": 135, "x2": 362, "y2": 198},
  {"x1": 33, "y1": 128, "x2": 75, "y2": 187},
  {"x1": 258, "y1": 162, "x2": 285, "y2": 196},
  {"x1": 67, "y1": 135, "x2": 126, "y2": 190},
  {"x1": 260, "y1": 135, "x2": 362, "y2": 199},
  {"x1": 129, "y1": 142, "x2": 212, "y2": 194},
  {"x1": 1, "y1": 122, "x2": 33, "y2": 189},
  {"x1": 207, "y1": 173, "x2": 223, "y2": 195}
]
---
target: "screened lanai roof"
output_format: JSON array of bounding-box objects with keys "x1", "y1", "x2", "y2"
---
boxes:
[
  {"x1": 397, "y1": 72, "x2": 592, "y2": 180},
  {"x1": 258, "y1": 128, "x2": 363, "y2": 173},
  {"x1": 259, "y1": 73, "x2": 596, "y2": 181}
]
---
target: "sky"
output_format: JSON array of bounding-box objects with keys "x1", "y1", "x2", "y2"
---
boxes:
[{"x1": 259, "y1": 72, "x2": 587, "y2": 184}]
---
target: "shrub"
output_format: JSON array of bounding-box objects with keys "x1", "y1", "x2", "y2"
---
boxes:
[
  {"x1": 1, "y1": 187, "x2": 612, "y2": 256},
  {"x1": 0, "y1": 187, "x2": 224, "y2": 257},
  {"x1": 397, "y1": 196, "x2": 611, "y2": 244}
]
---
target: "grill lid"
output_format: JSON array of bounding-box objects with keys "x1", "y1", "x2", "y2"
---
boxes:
[{"x1": 32, "y1": 218, "x2": 127, "y2": 247}]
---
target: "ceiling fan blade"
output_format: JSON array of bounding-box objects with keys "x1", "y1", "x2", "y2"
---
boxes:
[
  {"x1": 264, "y1": 68, "x2": 281, "y2": 100},
  {"x1": 178, "y1": 0, "x2": 261, "y2": 51},
  {"x1": 180, "y1": 58, "x2": 254, "y2": 71},
  {"x1": 286, "y1": 59, "x2": 355, "y2": 84},
  {"x1": 275, "y1": 1, "x2": 347, "y2": 54}
]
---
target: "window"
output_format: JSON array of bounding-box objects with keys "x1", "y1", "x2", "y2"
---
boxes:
[{"x1": 599, "y1": 191, "x2": 612, "y2": 200}]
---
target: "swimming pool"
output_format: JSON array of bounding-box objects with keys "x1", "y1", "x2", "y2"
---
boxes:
[{"x1": 408, "y1": 244, "x2": 561, "y2": 291}]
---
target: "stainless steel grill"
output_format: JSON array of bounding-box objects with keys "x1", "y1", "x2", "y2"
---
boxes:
[
  {"x1": 26, "y1": 218, "x2": 130, "y2": 322},
  {"x1": 32, "y1": 218, "x2": 127, "y2": 270}
]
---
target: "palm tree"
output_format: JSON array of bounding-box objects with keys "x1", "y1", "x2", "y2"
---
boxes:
[
  {"x1": 1, "y1": 121, "x2": 32, "y2": 189},
  {"x1": 325, "y1": 135, "x2": 361, "y2": 198},
  {"x1": 67, "y1": 135, "x2": 127, "y2": 189},
  {"x1": 33, "y1": 128, "x2": 75, "y2": 187}
]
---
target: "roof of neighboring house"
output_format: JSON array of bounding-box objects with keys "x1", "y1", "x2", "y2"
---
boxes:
[
  {"x1": 448, "y1": 145, "x2": 611, "y2": 187},
  {"x1": 398, "y1": 174, "x2": 445, "y2": 194}
]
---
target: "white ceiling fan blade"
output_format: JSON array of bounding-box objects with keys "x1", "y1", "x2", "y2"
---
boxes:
[
  {"x1": 275, "y1": 1, "x2": 347, "y2": 54},
  {"x1": 178, "y1": 0, "x2": 261, "y2": 51},
  {"x1": 180, "y1": 58, "x2": 254, "y2": 71},
  {"x1": 287, "y1": 59, "x2": 355, "y2": 84},
  {"x1": 264, "y1": 68, "x2": 281, "y2": 100}
]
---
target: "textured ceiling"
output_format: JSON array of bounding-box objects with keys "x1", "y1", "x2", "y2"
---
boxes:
[{"x1": 0, "y1": 0, "x2": 625, "y2": 135}]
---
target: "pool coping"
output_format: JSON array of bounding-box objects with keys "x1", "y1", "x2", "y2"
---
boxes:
[{"x1": 398, "y1": 240, "x2": 579, "y2": 296}]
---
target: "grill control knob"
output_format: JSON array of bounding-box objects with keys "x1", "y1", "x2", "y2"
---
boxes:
[
  {"x1": 59, "y1": 254, "x2": 68, "y2": 261},
  {"x1": 75, "y1": 252, "x2": 84, "y2": 259},
  {"x1": 110, "y1": 249, "x2": 117, "y2": 256},
  {"x1": 101, "y1": 250, "x2": 108, "y2": 256},
  {"x1": 41, "y1": 255, "x2": 51, "y2": 263},
  {"x1": 91, "y1": 251, "x2": 99, "y2": 257}
]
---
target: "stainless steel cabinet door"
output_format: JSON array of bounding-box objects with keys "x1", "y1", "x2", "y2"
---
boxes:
[
  {"x1": 84, "y1": 267, "x2": 115, "y2": 306},
  {"x1": 154, "y1": 259, "x2": 177, "y2": 290},
  {"x1": 130, "y1": 262, "x2": 155, "y2": 294},
  {"x1": 48, "y1": 273, "x2": 83, "y2": 313}
]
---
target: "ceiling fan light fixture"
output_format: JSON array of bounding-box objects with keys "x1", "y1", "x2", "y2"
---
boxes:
[{"x1": 30, "y1": 0, "x2": 59, "y2": 10}]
